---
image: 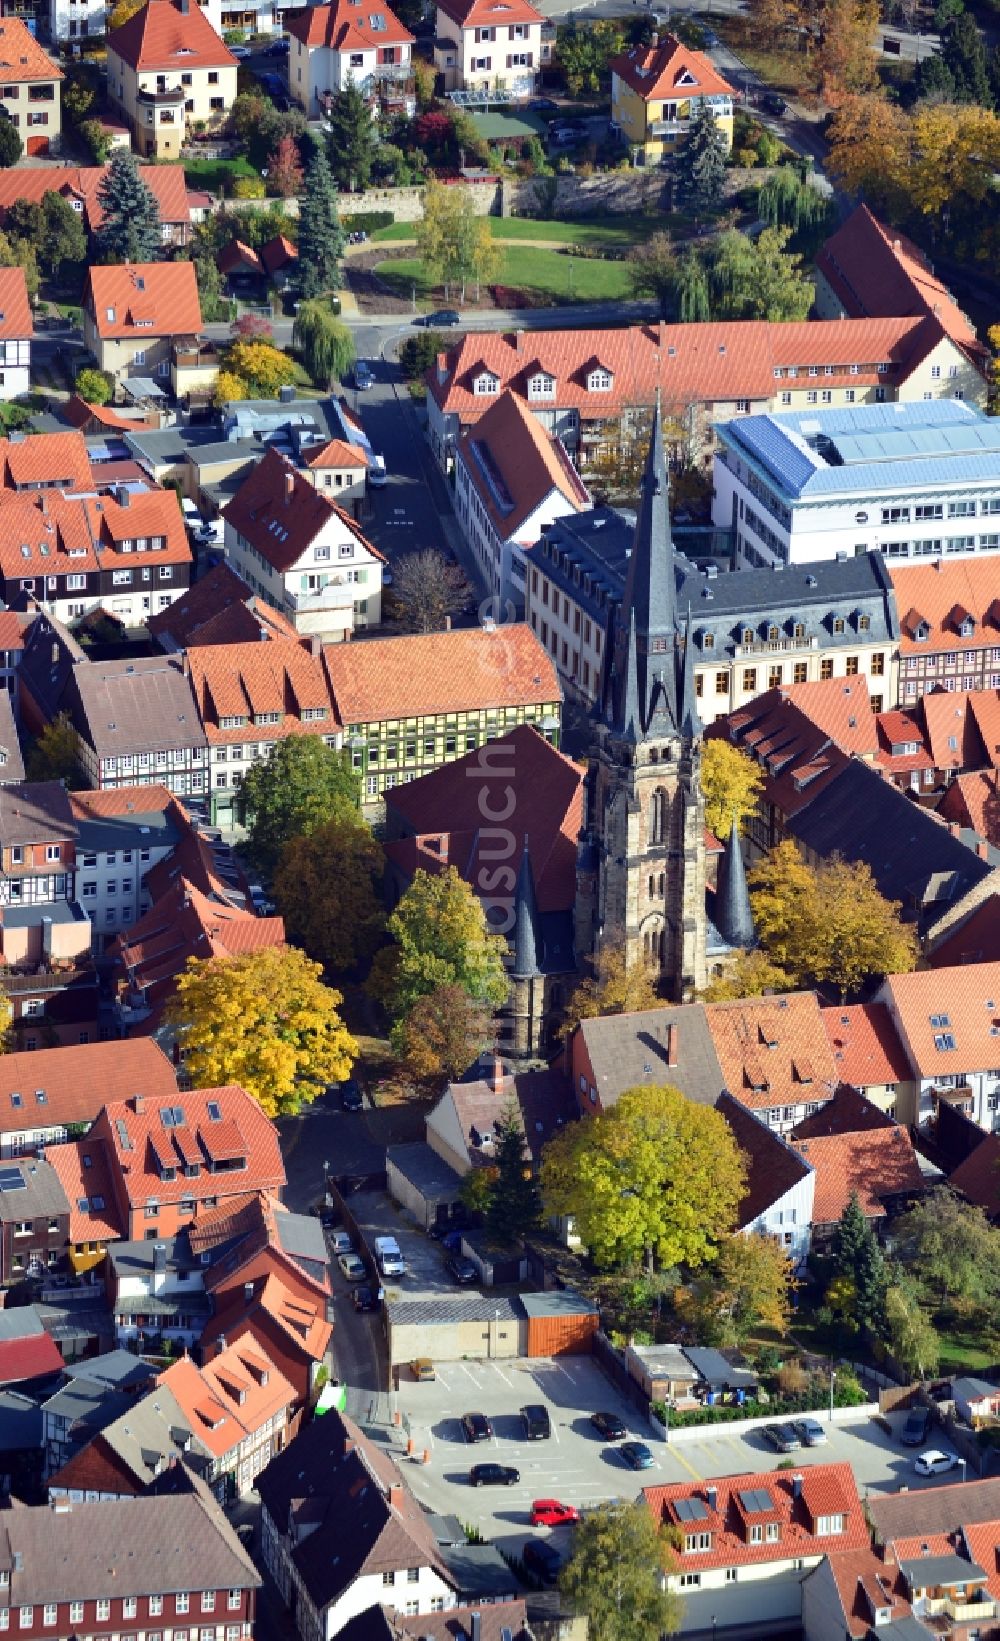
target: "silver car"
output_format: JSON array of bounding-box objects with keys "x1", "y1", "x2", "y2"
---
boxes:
[{"x1": 792, "y1": 1417, "x2": 827, "y2": 1446}]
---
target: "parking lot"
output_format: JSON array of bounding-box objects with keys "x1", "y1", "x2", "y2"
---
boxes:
[
  {"x1": 391, "y1": 1361, "x2": 979, "y2": 1565},
  {"x1": 346, "y1": 1191, "x2": 462, "y2": 1295}
]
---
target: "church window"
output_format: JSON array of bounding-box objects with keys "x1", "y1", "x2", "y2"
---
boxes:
[
  {"x1": 650, "y1": 788, "x2": 667, "y2": 845},
  {"x1": 658, "y1": 873, "x2": 665, "y2": 896}
]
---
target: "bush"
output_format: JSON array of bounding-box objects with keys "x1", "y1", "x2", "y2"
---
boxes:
[
  {"x1": 75, "y1": 366, "x2": 114, "y2": 405},
  {"x1": 777, "y1": 1360, "x2": 809, "y2": 1397},
  {"x1": 650, "y1": 1377, "x2": 867, "y2": 1428},
  {"x1": 342, "y1": 210, "x2": 395, "y2": 233}
]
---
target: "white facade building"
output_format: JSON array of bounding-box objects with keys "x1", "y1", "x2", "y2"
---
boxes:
[
  {"x1": 713, "y1": 401, "x2": 1000, "y2": 571},
  {"x1": 877, "y1": 961, "x2": 1000, "y2": 1133}
]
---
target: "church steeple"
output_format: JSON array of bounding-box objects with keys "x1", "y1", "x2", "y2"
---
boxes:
[
  {"x1": 512, "y1": 837, "x2": 542, "y2": 978},
  {"x1": 679, "y1": 603, "x2": 701, "y2": 740},
  {"x1": 609, "y1": 399, "x2": 678, "y2": 740},
  {"x1": 715, "y1": 817, "x2": 755, "y2": 950}
]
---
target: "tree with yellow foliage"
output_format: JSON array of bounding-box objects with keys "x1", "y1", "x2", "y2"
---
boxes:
[
  {"x1": 166, "y1": 946, "x2": 357, "y2": 1119},
  {"x1": 827, "y1": 94, "x2": 1000, "y2": 222},
  {"x1": 272, "y1": 816, "x2": 384, "y2": 976},
  {"x1": 221, "y1": 338, "x2": 298, "y2": 400},
  {"x1": 678, "y1": 1233, "x2": 794, "y2": 1344},
  {"x1": 825, "y1": 94, "x2": 910, "y2": 213},
  {"x1": 701, "y1": 739, "x2": 764, "y2": 841},
  {"x1": 746, "y1": 839, "x2": 816, "y2": 972},
  {"x1": 813, "y1": 0, "x2": 879, "y2": 104},
  {"x1": 559, "y1": 943, "x2": 664, "y2": 1037},
  {"x1": 108, "y1": 0, "x2": 143, "y2": 30},
  {"x1": 697, "y1": 948, "x2": 792, "y2": 1002},
  {"x1": 391, "y1": 984, "x2": 493, "y2": 1092}
]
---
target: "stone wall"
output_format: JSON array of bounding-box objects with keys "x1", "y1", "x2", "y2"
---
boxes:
[{"x1": 337, "y1": 179, "x2": 500, "y2": 221}]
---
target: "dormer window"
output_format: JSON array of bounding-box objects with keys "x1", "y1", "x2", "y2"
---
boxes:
[
  {"x1": 960, "y1": 616, "x2": 975, "y2": 637},
  {"x1": 914, "y1": 622, "x2": 929, "y2": 642},
  {"x1": 587, "y1": 367, "x2": 613, "y2": 392},
  {"x1": 473, "y1": 371, "x2": 499, "y2": 397},
  {"x1": 702, "y1": 632, "x2": 714, "y2": 650},
  {"x1": 741, "y1": 627, "x2": 752, "y2": 644},
  {"x1": 527, "y1": 372, "x2": 555, "y2": 401}
]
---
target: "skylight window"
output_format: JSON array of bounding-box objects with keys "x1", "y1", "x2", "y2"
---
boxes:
[
  {"x1": 934, "y1": 1032, "x2": 956, "y2": 1052},
  {"x1": 929, "y1": 1013, "x2": 951, "y2": 1029}
]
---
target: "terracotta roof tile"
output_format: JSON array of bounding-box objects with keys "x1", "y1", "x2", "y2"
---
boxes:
[
  {"x1": 108, "y1": 0, "x2": 235, "y2": 69},
  {"x1": 948, "y1": 1131, "x2": 1000, "y2": 1213},
  {"x1": 436, "y1": 0, "x2": 541, "y2": 25},
  {"x1": 323, "y1": 623, "x2": 560, "y2": 724},
  {"x1": 259, "y1": 235, "x2": 298, "y2": 276},
  {"x1": 891, "y1": 560, "x2": 1000, "y2": 655},
  {"x1": 939, "y1": 771, "x2": 1000, "y2": 847},
  {"x1": 148, "y1": 562, "x2": 299, "y2": 649},
  {"x1": 217, "y1": 239, "x2": 262, "y2": 277},
  {"x1": 305, "y1": 438, "x2": 369, "y2": 471},
  {"x1": 459, "y1": 389, "x2": 590, "y2": 540},
  {"x1": 610, "y1": 33, "x2": 733, "y2": 99},
  {"x1": 817, "y1": 1548, "x2": 911, "y2": 1638},
  {"x1": 0, "y1": 1038, "x2": 176, "y2": 1137},
  {"x1": 159, "y1": 1338, "x2": 296, "y2": 1458},
  {"x1": 85, "y1": 261, "x2": 202, "y2": 341},
  {"x1": 821, "y1": 1003, "x2": 913, "y2": 1089},
  {"x1": 644, "y1": 1463, "x2": 868, "y2": 1573},
  {"x1": 705, "y1": 992, "x2": 839, "y2": 1114},
  {"x1": 790, "y1": 1126, "x2": 923, "y2": 1223},
  {"x1": 0, "y1": 16, "x2": 63, "y2": 83},
  {"x1": 285, "y1": 0, "x2": 413, "y2": 50},
  {"x1": 45, "y1": 1136, "x2": 125, "y2": 1243},
  {"x1": 0, "y1": 269, "x2": 31, "y2": 342},
  {"x1": 0, "y1": 430, "x2": 91, "y2": 493},
  {"x1": 882, "y1": 960, "x2": 1000, "y2": 1077},
  {"x1": 117, "y1": 879, "x2": 285, "y2": 1011},
  {"x1": 0, "y1": 1333, "x2": 63, "y2": 1385},
  {"x1": 223, "y1": 446, "x2": 382, "y2": 573},
  {"x1": 187, "y1": 636, "x2": 338, "y2": 744}
]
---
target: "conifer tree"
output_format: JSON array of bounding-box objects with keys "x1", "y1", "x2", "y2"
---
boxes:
[
  {"x1": 674, "y1": 103, "x2": 728, "y2": 213},
  {"x1": 297, "y1": 137, "x2": 344, "y2": 298},
  {"x1": 325, "y1": 83, "x2": 375, "y2": 191},
  {"x1": 94, "y1": 149, "x2": 162, "y2": 263}
]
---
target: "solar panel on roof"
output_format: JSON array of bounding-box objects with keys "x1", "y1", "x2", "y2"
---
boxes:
[
  {"x1": 0, "y1": 1167, "x2": 23, "y2": 1193},
  {"x1": 674, "y1": 1497, "x2": 709, "y2": 1522},
  {"x1": 739, "y1": 1488, "x2": 774, "y2": 1513}
]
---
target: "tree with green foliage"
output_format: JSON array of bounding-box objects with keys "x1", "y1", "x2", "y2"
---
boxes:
[
  {"x1": 892, "y1": 1188, "x2": 1000, "y2": 1306},
  {"x1": 627, "y1": 231, "x2": 677, "y2": 317},
  {"x1": 758, "y1": 165, "x2": 835, "y2": 251},
  {"x1": 559, "y1": 1501, "x2": 682, "y2": 1641},
  {"x1": 675, "y1": 248, "x2": 711, "y2": 321},
  {"x1": 238, "y1": 736, "x2": 360, "y2": 876},
  {"x1": 79, "y1": 119, "x2": 111, "y2": 163},
  {"x1": 0, "y1": 119, "x2": 21, "y2": 168},
  {"x1": 272, "y1": 815, "x2": 384, "y2": 974},
  {"x1": 486, "y1": 1111, "x2": 541, "y2": 1246},
  {"x1": 26, "y1": 714, "x2": 84, "y2": 786},
  {"x1": 293, "y1": 300, "x2": 355, "y2": 387},
  {"x1": 377, "y1": 866, "x2": 509, "y2": 1021},
  {"x1": 326, "y1": 82, "x2": 376, "y2": 191},
  {"x1": 831, "y1": 1192, "x2": 887, "y2": 1333},
  {"x1": 555, "y1": 17, "x2": 630, "y2": 94},
  {"x1": 942, "y1": 12, "x2": 993, "y2": 105},
  {"x1": 399, "y1": 329, "x2": 446, "y2": 380},
  {"x1": 414, "y1": 179, "x2": 499, "y2": 300},
  {"x1": 884, "y1": 1283, "x2": 940, "y2": 1378},
  {"x1": 710, "y1": 225, "x2": 813, "y2": 322},
  {"x1": 75, "y1": 367, "x2": 114, "y2": 405},
  {"x1": 541, "y1": 1083, "x2": 747, "y2": 1272},
  {"x1": 0, "y1": 230, "x2": 36, "y2": 302},
  {"x1": 674, "y1": 103, "x2": 728, "y2": 213},
  {"x1": 915, "y1": 52, "x2": 959, "y2": 102},
  {"x1": 38, "y1": 191, "x2": 88, "y2": 281},
  {"x1": 194, "y1": 254, "x2": 229, "y2": 323},
  {"x1": 297, "y1": 137, "x2": 344, "y2": 298},
  {"x1": 95, "y1": 149, "x2": 162, "y2": 264}
]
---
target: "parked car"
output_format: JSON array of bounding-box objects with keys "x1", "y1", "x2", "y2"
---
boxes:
[
  {"x1": 469, "y1": 1463, "x2": 519, "y2": 1486},
  {"x1": 529, "y1": 96, "x2": 559, "y2": 111},
  {"x1": 374, "y1": 1236, "x2": 406, "y2": 1278},
  {"x1": 914, "y1": 1449, "x2": 960, "y2": 1476},
  {"x1": 248, "y1": 884, "x2": 275, "y2": 915},
  {"x1": 446, "y1": 1255, "x2": 478, "y2": 1285},
  {"x1": 590, "y1": 1411, "x2": 627, "y2": 1441},
  {"x1": 522, "y1": 1539, "x2": 562, "y2": 1584},
  {"x1": 760, "y1": 92, "x2": 787, "y2": 116},
  {"x1": 763, "y1": 1423, "x2": 802, "y2": 1454},
  {"x1": 901, "y1": 1408, "x2": 931, "y2": 1446},
  {"x1": 230, "y1": 43, "x2": 251, "y2": 56},
  {"x1": 530, "y1": 1499, "x2": 579, "y2": 1527},
  {"x1": 337, "y1": 1252, "x2": 366, "y2": 1282},
  {"x1": 792, "y1": 1418, "x2": 827, "y2": 1447},
  {"x1": 329, "y1": 1230, "x2": 354, "y2": 1256},
  {"x1": 353, "y1": 1284, "x2": 377, "y2": 1312},
  {"x1": 461, "y1": 1412, "x2": 493, "y2": 1443},
  {"x1": 429, "y1": 1225, "x2": 463, "y2": 1249},
  {"x1": 620, "y1": 1441, "x2": 654, "y2": 1470},
  {"x1": 265, "y1": 35, "x2": 288, "y2": 52},
  {"x1": 353, "y1": 360, "x2": 375, "y2": 389},
  {"x1": 416, "y1": 309, "x2": 461, "y2": 328},
  {"x1": 521, "y1": 1404, "x2": 551, "y2": 1441},
  {"x1": 340, "y1": 1080, "x2": 364, "y2": 1112},
  {"x1": 411, "y1": 1359, "x2": 436, "y2": 1382}
]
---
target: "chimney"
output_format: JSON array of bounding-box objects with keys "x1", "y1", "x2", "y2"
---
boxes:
[
  {"x1": 949, "y1": 823, "x2": 960, "y2": 837},
  {"x1": 310, "y1": 635, "x2": 321, "y2": 657},
  {"x1": 344, "y1": 1437, "x2": 354, "y2": 1455},
  {"x1": 470, "y1": 1616, "x2": 482, "y2": 1641},
  {"x1": 284, "y1": 472, "x2": 295, "y2": 504},
  {"x1": 132, "y1": 1094, "x2": 145, "y2": 1114},
  {"x1": 706, "y1": 1485, "x2": 717, "y2": 1510},
  {"x1": 977, "y1": 841, "x2": 990, "y2": 859},
  {"x1": 665, "y1": 1023, "x2": 677, "y2": 1067},
  {"x1": 791, "y1": 1473, "x2": 804, "y2": 1499},
  {"x1": 216, "y1": 1333, "x2": 226, "y2": 1351},
  {"x1": 492, "y1": 1054, "x2": 504, "y2": 1096},
  {"x1": 388, "y1": 1483, "x2": 404, "y2": 1509},
  {"x1": 181, "y1": 651, "x2": 190, "y2": 677},
  {"x1": 244, "y1": 1281, "x2": 254, "y2": 1303},
  {"x1": 515, "y1": 331, "x2": 524, "y2": 353}
]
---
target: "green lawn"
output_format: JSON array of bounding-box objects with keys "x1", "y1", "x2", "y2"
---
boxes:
[
  {"x1": 377, "y1": 245, "x2": 633, "y2": 303},
  {"x1": 934, "y1": 1317, "x2": 996, "y2": 1375},
  {"x1": 183, "y1": 155, "x2": 259, "y2": 193},
  {"x1": 372, "y1": 215, "x2": 648, "y2": 247}
]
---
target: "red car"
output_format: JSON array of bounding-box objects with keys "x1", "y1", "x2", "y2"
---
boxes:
[{"x1": 530, "y1": 1500, "x2": 579, "y2": 1528}]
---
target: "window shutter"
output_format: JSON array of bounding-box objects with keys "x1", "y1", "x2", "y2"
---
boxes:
[{"x1": 506, "y1": 52, "x2": 512, "y2": 67}]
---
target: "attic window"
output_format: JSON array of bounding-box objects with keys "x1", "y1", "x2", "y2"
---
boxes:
[
  {"x1": 914, "y1": 622, "x2": 929, "y2": 642},
  {"x1": 960, "y1": 617, "x2": 975, "y2": 637},
  {"x1": 934, "y1": 1032, "x2": 956, "y2": 1052},
  {"x1": 588, "y1": 368, "x2": 613, "y2": 392},
  {"x1": 929, "y1": 1013, "x2": 951, "y2": 1028},
  {"x1": 206, "y1": 1100, "x2": 222, "y2": 1122},
  {"x1": 106, "y1": 308, "x2": 115, "y2": 323}
]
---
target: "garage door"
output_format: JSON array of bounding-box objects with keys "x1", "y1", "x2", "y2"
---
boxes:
[{"x1": 26, "y1": 136, "x2": 49, "y2": 156}]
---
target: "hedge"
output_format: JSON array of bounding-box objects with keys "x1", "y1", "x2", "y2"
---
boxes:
[
  {"x1": 651, "y1": 1379, "x2": 867, "y2": 1429},
  {"x1": 342, "y1": 210, "x2": 394, "y2": 234}
]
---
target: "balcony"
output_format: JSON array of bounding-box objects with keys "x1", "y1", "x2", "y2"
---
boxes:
[
  {"x1": 947, "y1": 1596, "x2": 996, "y2": 1621},
  {"x1": 284, "y1": 581, "x2": 356, "y2": 614},
  {"x1": 648, "y1": 118, "x2": 689, "y2": 138},
  {"x1": 734, "y1": 636, "x2": 820, "y2": 658},
  {"x1": 137, "y1": 84, "x2": 186, "y2": 105}
]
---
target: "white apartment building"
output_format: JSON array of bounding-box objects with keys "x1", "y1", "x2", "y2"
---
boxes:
[
  {"x1": 878, "y1": 960, "x2": 1000, "y2": 1133},
  {"x1": 714, "y1": 400, "x2": 1000, "y2": 571},
  {"x1": 286, "y1": 0, "x2": 415, "y2": 120},
  {"x1": 433, "y1": 0, "x2": 545, "y2": 94}
]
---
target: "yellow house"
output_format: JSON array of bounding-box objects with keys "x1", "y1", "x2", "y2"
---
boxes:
[
  {"x1": 610, "y1": 34, "x2": 734, "y2": 166},
  {"x1": 106, "y1": 0, "x2": 238, "y2": 161},
  {"x1": 0, "y1": 17, "x2": 63, "y2": 156}
]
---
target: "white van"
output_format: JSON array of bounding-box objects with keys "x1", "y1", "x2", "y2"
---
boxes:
[
  {"x1": 374, "y1": 1235, "x2": 407, "y2": 1278},
  {"x1": 180, "y1": 498, "x2": 203, "y2": 530}
]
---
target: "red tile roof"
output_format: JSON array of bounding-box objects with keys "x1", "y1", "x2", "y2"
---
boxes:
[
  {"x1": 890, "y1": 559, "x2": 1000, "y2": 655},
  {"x1": 459, "y1": 390, "x2": 590, "y2": 541},
  {"x1": 61, "y1": 395, "x2": 151, "y2": 434},
  {"x1": 260, "y1": 235, "x2": 298, "y2": 277},
  {"x1": 305, "y1": 438, "x2": 369, "y2": 472},
  {"x1": 148, "y1": 562, "x2": 301, "y2": 650},
  {"x1": 222, "y1": 446, "x2": 383, "y2": 573},
  {"x1": 705, "y1": 992, "x2": 839, "y2": 1114},
  {"x1": 323, "y1": 623, "x2": 560, "y2": 725},
  {"x1": 430, "y1": 317, "x2": 937, "y2": 429},
  {"x1": 0, "y1": 430, "x2": 91, "y2": 493},
  {"x1": 187, "y1": 636, "x2": 338, "y2": 745},
  {"x1": 875, "y1": 706, "x2": 934, "y2": 779},
  {"x1": 882, "y1": 960, "x2": 1000, "y2": 1077},
  {"x1": 0, "y1": 16, "x2": 63, "y2": 83},
  {"x1": 791, "y1": 1125, "x2": 923, "y2": 1223},
  {"x1": 0, "y1": 488, "x2": 191, "y2": 582},
  {"x1": 644, "y1": 1463, "x2": 868, "y2": 1573},
  {"x1": 117, "y1": 879, "x2": 285, "y2": 1015},
  {"x1": 217, "y1": 239, "x2": 261, "y2": 277},
  {"x1": 927, "y1": 894, "x2": 1000, "y2": 969},
  {"x1": 0, "y1": 161, "x2": 192, "y2": 236},
  {"x1": 948, "y1": 1132, "x2": 1000, "y2": 1214},
  {"x1": 436, "y1": 0, "x2": 542, "y2": 26},
  {"x1": 0, "y1": 1332, "x2": 63, "y2": 1386},
  {"x1": 0, "y1": 269, "x2": 31, "y2": 341},
  {"x1": 159, "y1": 1337, "x2": 296, "y2": 1458},
  {"x1": 816, "y1": 204, "x2": 987, "y2": 371},
  {"x1": 45, "y1": 1136, "x2": 125, "y2": 1243},
  {"x1": 922, "y1": 689, "x2": 991, "y2": 773},
  {"x1": 715, "y1": 684, "x2": 855, "y2": 821},
  {"x1": 285, "y1": 0, "x2": 413, "y2": 51},
  {"x1": 85, "y1": 261, "x2": 202, "y2": 341},
  {"x1": 818, "y1": 1547, "x2": 912, "y2": 1637},
  {"x1": 0, "y1": 1038, "x2": 177, "y2": 1137},
  {"x1": 821, "y1": 1003, "x2": 914, "y2": 1090},
  {"x1": 716, "y1": 1091, "x2": 813, "y2": 1229},
  {"x1": 210, "y1": 1269, "x2": 333, "y2": 1365},
  {"x1": 610, "y1": 33, "x2": 733, "y2": 99},
  {"x1": 108, "y1": 0, "x2": 236, "y2": 69}
]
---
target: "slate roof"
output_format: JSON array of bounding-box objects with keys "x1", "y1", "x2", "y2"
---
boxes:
[
  {"x1": 869, "y1": 1477, "x2": 1000, "y2": 1544},
  {"x1": 68, "y1": 654, "x2": 206, "y2": 758},
  {"x1": 574, "y1": 1002, "x2": 725, "y2": 1109},
  {"x1": 51, "y1": 1381, "x2": 212, "y2": 1493},
  {"x1": 716, "y1": 1092, "x2": 813, "y2": 1229},
  {"x1": 335, "y1": 1602, "x2": 531, "y2": 1641}
]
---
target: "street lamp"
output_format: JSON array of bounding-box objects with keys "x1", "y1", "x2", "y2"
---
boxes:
[{"x1": 829, "y1": 1367, "x2": 836, "y2": 1423}]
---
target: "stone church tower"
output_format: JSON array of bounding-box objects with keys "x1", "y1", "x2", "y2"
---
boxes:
[{"x1": 574, "y1": 405, "x2": 708, "y2": 999}]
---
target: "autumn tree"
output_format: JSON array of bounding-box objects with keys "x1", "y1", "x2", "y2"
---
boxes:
[
  {"x1": 884, "y1": 1284, "x2": 940, "y2": 1378},
  {"x1": 390, "y1": 983, "x2": 493, "y2": 1090},
  {"x1": 26, "y1": 713, "x2": 84, "y2": 786},
  {"x1": 221, "y1": 338, "x2": 298, "y2": 399},
  {"x1": 238, "y1": 736, "x2": 360, "y2": 876},
  {"x1": 697, "y1": 948, "x2": 792, "y2": 1002},
  {"x1": 108, "y1": 0, "x2": 143, "y2": 29},
  {"x1": 268, "y1": 132, "x2": 304, "y2": 199},
  {"x1": 627, "y1": 232, "x2": 678, "y2": 318},
  {"x1": 94, "y1": 149, "x2": 162, "y2": 264},
  {"x1": 559, "y1": 1501, "x2": 682, "y2": 1641},
  {"x1": 390, "y1": 548, "x2": 471, "y2": 633},
  {"x1": 415, "y1": 180, "x2": 499, "y2": 300},
  {"x1": 891, "y1": 1189, "x2": 1000, "y2": 1306},
  {"x1": 701, "y1": 739, "x2": 764, "y2": 840},
  {"x1": 825, "y1": 94, "x2": 910, "y2": 213},
  {"x1": 380, "y1": 866, "x2": 509, "y2": 1021},
  {"x1": 272, "y1": 816, "x2": 384, "y2": 974},
  {"x1": 540, "y1": 1083, "x2": 747, "y2": 1271},
  {"x1": 747, "y1": 0, "x2": 792, "y2": 46},
  {"x1": 165, "y1": 946, "x2": 358, "y2": 1119},
  {"x1": 560, "y1": 943, "x2": 664, "y2": 1037},
  {"x1": 680, "y1": 1233, "x2": 794, "y2": 1344},
  {"x1": 75, "y1": 367, "x2": 114, "y2": 406},
  {"x1": 814, "y1": 0, "x2": 879, "y2": 104}
]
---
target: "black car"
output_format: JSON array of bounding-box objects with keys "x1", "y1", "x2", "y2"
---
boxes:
[
  {"x1": 447, "y1": 1255, "x2": 477, "y2": 1284},
  {"x1": 469, "y1": 1463, "x2": 519, "y2": 1486},
  {"x1": 901, "y1": 1407, "x2": 931, "y2": 1446},
  {"x1": 529, "y1": 96, "x2": 559, "y2": 111},
  {"x1": 418, "y1": 309, "x2": 461, "y2": 327},
  {"x1": 340, "y1": 1081, "x2": 364, "y2": 1112},
  {"x1": 353, "y1": 1285, "x2": 377, "y2": 1312},
  {"x1": 760, "y1": 92, "x2": 787, "y2": 116},
  {"x1": 461, "y1": 1412, "x2": 493, "y2": 1443},
  {"x1": 521, "y1": 1404, "x2": 551, "y2": 1441},
  {"x1": 523, "y1": 1539, "x2": 561, "y2": 1584},
  {"x1": 590, "y1": 1411, "x2": 627, "y2": 1441}
]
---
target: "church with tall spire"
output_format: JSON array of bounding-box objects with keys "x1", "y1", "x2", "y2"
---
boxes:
[{"x1": 574, "y1": 404, "x2": 708, "y2": 999}]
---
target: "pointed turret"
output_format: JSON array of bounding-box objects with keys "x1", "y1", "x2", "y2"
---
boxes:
[
  {"x1": 679, "y1": 602, "x2": 701, "y2": 740},
  {"x1": 715, "y1": 816, "x2": 755, "y2": 950},
  {"x1": 608, "y1": 399, "x2": 678, "y2": 740},
  {"x1": 512, "y1": 836, "x2": 543, "y2": 978}
]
